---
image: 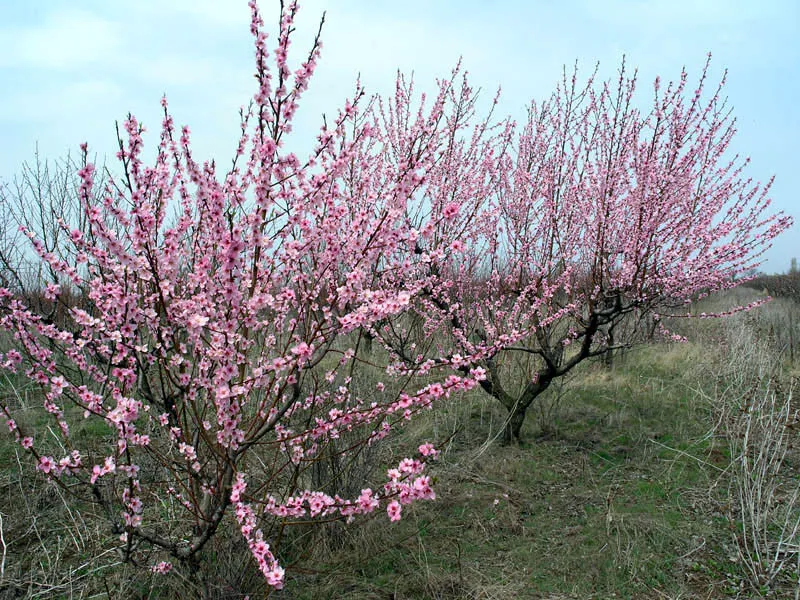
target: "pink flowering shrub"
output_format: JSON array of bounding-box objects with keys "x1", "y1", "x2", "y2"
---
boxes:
[
  {"x1": 0, "y1": 1, "x2": 501, "y2": 589},
  {"x1": 377, "y1": 58, "x2": 791, "y2": 443}
]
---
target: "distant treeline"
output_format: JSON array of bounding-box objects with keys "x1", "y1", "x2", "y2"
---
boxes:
[{"x1": 740, "y1": 270, "x2": 800, "y2": 302}]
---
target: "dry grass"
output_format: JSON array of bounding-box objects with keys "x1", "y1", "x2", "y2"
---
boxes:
[{"x1": 1, "y1": 290, "x2": 799, "y2": 598}]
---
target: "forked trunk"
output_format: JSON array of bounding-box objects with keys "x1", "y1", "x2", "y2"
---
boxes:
[{"x1": 479, "y1": 357, "x2": 553, "y2": 445}]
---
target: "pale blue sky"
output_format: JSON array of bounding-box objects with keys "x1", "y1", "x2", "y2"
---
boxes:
[{"x1": 0, "y1": 0, "x2": 797, "y2": 272}]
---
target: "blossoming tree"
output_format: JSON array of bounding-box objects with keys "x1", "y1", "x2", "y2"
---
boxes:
[
  {"x1": 382, "y1": 58, "x2": 791, "y2": 443},
  {"x1": 0, "y1": 0, "x2": 503, "y2": 590}
]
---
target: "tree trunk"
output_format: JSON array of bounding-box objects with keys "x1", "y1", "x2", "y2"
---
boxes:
[
  {"x1": 603, "y1": 329, "x2": 615, "y2": 369},
  {"x1": 479, "y1": 357, "x2": 554, "y2": 445},
  {"x1": 362, "y1": 332, "x2": 373, "y2": 355},
  {"x1": 503, "y1": 402, "x2": 528, "y2": 444}
]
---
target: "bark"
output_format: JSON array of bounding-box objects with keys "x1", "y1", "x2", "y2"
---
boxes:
[
  {"x1": 603, "y1": 328, "x2": 615, "y2": 369},
  {"x1": 500, "y1": 376, "x2": 553, "y2": 444},
  {"x1": 503, "y1": 401, "x2": 528, "y2": 444},
  {"x1": 485, "y1": 312, "x2": 607, "y2": 444}
]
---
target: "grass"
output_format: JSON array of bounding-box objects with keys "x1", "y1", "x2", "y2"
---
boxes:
[
  {"x1": 1, "y1": 289, "x2": 798, "y2": 598},
  {"x1": 281, "y1": 338, "x2": 748, "y2": 599}
]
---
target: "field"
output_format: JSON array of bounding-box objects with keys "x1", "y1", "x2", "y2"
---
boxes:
[{"x1": 1, "y1": 286, "x2": 799, "y2": 599}]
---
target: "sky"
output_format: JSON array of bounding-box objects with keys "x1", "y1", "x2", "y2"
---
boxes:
[{"x1": 0, "y1": 0, "x2": 797, "y2": 272}]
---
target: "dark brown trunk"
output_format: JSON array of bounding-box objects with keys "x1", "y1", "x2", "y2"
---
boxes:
[
  {"x1": 503, "y1": 403, "x2": 528, "y2": 444},
  {"x1": 603, "y1": 329, "x2": 615, "y2": 369},
  {"x1": 363, "y1": 332, "x2": 374, "y2": 355}
]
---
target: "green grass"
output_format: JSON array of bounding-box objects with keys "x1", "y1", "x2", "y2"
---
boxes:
[
  {"x1": 2, "y1": 291, "x2": 798, "y2": 599},
  {"x1": 280, "y1": 339, "x2": 746, "y2": 599}
]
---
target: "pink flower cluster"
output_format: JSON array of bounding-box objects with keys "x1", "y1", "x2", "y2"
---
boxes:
[
  {"x1": 37, "y1": 451, "x2": 82, "y2": 476},
  {"x1": 254, "y1": 449, "x2": 438, "y2": 524},
  {"x1": 232, "y1": 473, "x2": 286, "y2": 589}
]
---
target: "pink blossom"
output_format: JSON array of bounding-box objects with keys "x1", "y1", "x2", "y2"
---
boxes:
[
  {"x1": 290, "y1": 342, "x2": 314, "y2": 365},
  {"x1": 265, "y1": 566, "x2": 285, "y2": 589},
  {"x1": 188, "y1": 314, "x2": 209, "y2": 328},
  {"x1": 50, "y1": 376, "x2": 66, "y2": 396},
  {"x1": 38, "y1": 456, "x2": 55, "y2": 474},
  {"x1": 418, "y1": 443, "x2": 438, "y2": 458},
  {"x1": 357, "y1": 488, "x2": 379, "y2": 513},
  {"x1": 150, "y1": 561, "x2": 172, "y2": 574},
  {"x1": 442, "y1": 202, "x2": 460, "y2": 221},
  {"x1": 43, "y1": 283, "x2": 60, "y2": 301},
  {"x1": 387, "y1": 500, "x2": 402, "y2": 522}
]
